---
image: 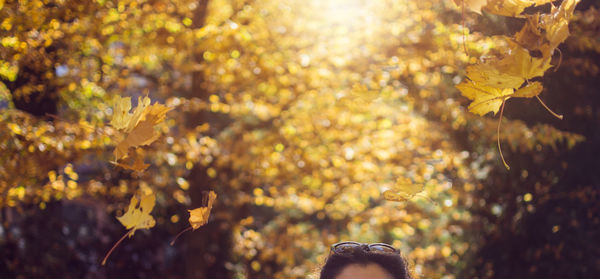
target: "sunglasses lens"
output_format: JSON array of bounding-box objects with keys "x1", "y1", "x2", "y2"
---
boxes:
[
  {"x1": 332, "y1": 242, "x2": 398, "y2": 254},
  {"x1": 369, "y1": 244, "x2": 397, "y2": 253},
  {"x1": 333, "y1": 242, "x2": 361, "y2": 253}
]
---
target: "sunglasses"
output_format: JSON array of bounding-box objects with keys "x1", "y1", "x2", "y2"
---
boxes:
[{"x1": 331, "y1": 241, "x2": 400, "y2": 254}]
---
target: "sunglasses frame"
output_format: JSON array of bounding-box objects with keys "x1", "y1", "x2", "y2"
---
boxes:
[{"x1": 331, "y1": 241, "x2": 400, "y2": 254}]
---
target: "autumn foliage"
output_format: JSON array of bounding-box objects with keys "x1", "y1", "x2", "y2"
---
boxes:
[{"x1": 1, "y1": 0, "x2": 599, "y2": 278}]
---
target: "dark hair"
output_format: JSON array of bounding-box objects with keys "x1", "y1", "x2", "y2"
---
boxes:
[{"x1": 319, "y1": 244, "x2": 411, "y2": 279}]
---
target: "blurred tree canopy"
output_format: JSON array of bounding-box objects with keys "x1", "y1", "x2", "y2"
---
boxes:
[{"x1": 1, "y1": 0, "x2": 599, "y2": 278}]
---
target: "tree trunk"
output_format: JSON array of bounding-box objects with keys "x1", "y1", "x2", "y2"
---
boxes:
[{"x1": 183, "y1": 1, "x2": 235, "y2": 278}]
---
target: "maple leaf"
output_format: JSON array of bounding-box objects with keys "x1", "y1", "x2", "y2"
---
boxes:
[
  {"x1": 543, "y1": 18, "x2": 569, "y2": 51},
  {"x1": 456, "y1": 79, "x2": 514, "y2": 116},
  {"x1": 383, "y1": 178, "x2": 425, "y2": 202},
  {"x1": 458, "y1": 39, "x2": 553, "y2": 117},
  {"x1": 170, "y1": 191, "x2": 217, "y2": 246},
  {"x1": 513, "y1": 81, "x2": 543, "y2": 98},
  {"x1": 499, "y1": 41, "x2": 552, "y2": 80},
  {"x1": 117, "y1": 193, "x2": 156, "y2": 237},
  {"x1": 458, "y1": 78, "x2": 554, "y2": 170},
  {"x1": 102, "y1": 192, "x2": 156, "y2": 265},
  {"x1": 114, "y1": 112, "x2": 161, "y2": 160},
  {"x1": 110, "y1": 96, "x2": 151, "y2": 133},
  {"x1": 466, "y1": 63, "x2": 525, "y2": 89},
  {"x1": 515, "y1": 13, "x2": 545, "y2": 51},
  {"x1": 514, "y1": 0, "x2": 580, "y2": 58},
  {"x1": 188, "y1": 191, "x2": 217, "y2": 230},
  {"x1": 465, "y1": 40, "x2": 550, "y2": 89},
  {"x1": 112, "y1": 150, "x2": 150, "y2": 172},
  {"x1": 539, "y1": 0, "x2": 579, "y2": 52},
  {"x1": 110, "y1": 96, "x2": 172, "y2": 161}
]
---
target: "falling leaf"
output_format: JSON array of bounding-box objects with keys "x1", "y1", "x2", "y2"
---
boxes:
[
  {"x1": 383, "y1": 178, "x2": 424, "y2": 202},
  {"x1": 515, "y1": 13, "x2": 545, "y2": 51},
  {"x1": 539, "y1": 0, "x2": 579, "y2": 51},
  {"x1": 513, "y1": 81, "x2": 543, "y2": 98},
  {"x1": 459, "y1": 40, "x2": 559, "y2": 168},
  {"x1": 112, "y1": 150, "x2": 150, "y2": 172},
  {"x1": 456, "y1": 79, "x2": 514, "y2": 116},
  {"x1": 514, "y1": 0, "x2": 580, "y2": 57},
  {"x1": 464, "y1": 40, "x2": 551, "y2": 88},
  {"x1": 457, "y1": 39, "x2": 554, "y2": 116},
  {"x1": 188, "y1": 191, "x2": 217, "y2": 230},
  {"x1": 117, "y1": 192, "x2": 156, "y2": 237},
  {"x1": 110, "y1": 96, "x2": 151, "y2": 133},
  {"x1": 110, "y1": 96, "x2": 172, "y2": 161},
  {"x1": 114, "y1": 112, "x2": 161, "y2": 160},
  {"x1": 542, "y1": 18, "x2": 569, "y2": 50},
  {"x1": 170, "y1": 191, "x2": 217, "y2": 246},
  {"x1": 466, "y1": 63, "x2": 525, "y2": 89},
  {"x1": 499, "y1": 41, "x2": 552, "y2": 80},
  {"x1": 102, "y1": 192, "x2": 156, "y2": 265}
]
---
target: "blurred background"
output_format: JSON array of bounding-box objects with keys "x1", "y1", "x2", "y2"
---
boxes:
[{"x1": 0, "y1": 0, "x2": 599, "y2": 278}]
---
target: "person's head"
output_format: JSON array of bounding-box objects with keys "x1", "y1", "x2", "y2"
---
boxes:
[{"x1": 319, "y1": 242, "x2": 411, "y2": 279}]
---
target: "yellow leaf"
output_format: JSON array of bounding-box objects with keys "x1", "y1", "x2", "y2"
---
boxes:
[
  {"x1": 114, "y1": 113, "x2": 160, "y2": 159},
  {"x1": 514, "y1": 0, "x2": 580, "y2": 57},
  {"x1": 459, "y1": 38, "x2": 555, "y2": 116},
  {"x1": 112, "y1": 151, "x2": 150, "y2": 172},
  {"x1": 513, "y1": 82, "x2": 543, "y2": 98},
  {"x1": 112, "y1": 97, "x2": 172, "y2": 160},
  {"x1": 109, "y1": 96, "x2": 132, "y2": 130},
  {"x1": 465, "y1": 39, "x2": 550, "y2": 91},
  {"x1": 515, "y1": 13, "x2": 544, "y2": 51},
  {"x1": 110, "y1": 96, "x2": 151, "y2": 133},
  {"x1": 466, "y1": 63, "x2": 525, "y2": 89},
  {"x1": 500, "y1": 41, "x2": 552, "y2": 80},
  {"x1": 117, "y1": 193, "x2": 156, "y2": 237},
  {"x1": 539, "y1": 0, "x2": 579, "y2": 51},
  {"x1": 188, "y1": 191, "x2": 217, "y2": 230},
  {"x1": 383, "y1": 178, "x2": 424, "y2": 202},
  {"x1": 456, "y1": 79, "x2": 514, "y2": 116},
  {"x1": 544, "y1": 18, "x2": 569, "y2": 49},
  {"x1": 145, "y1": 102, "x2": 172, "y2": 124}
]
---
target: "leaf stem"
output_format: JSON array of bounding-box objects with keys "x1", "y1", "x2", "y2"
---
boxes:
[
  {"x1": 535, "y1": 95, "x2": 563, "y2": 120},
  {"x1": 497, "y1": 99, "x2": 510, "y2": 170},
  {"x1": 554, "y1": 48, "x2": 563, "y2": 72},
  {"x1": 102, "y1": 229, "x2": 132, "y2": 266},
  {"x1": 415, "y1": 192, "x2": 439, "y2": 206},
  {"x1": 170, "y1": 226, "x2": 193, "y2": 246}
]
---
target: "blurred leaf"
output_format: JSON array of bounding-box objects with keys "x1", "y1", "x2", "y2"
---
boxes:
[
  {"x1": 383, "y1": 179, "x2": 425, "y2": 202},
  {"x1": 117, "y1": 192, "x2": 156, "y2": 237},
  {"x1": 110, "y1": 96, "x2": 171, "y2": 160},
  {"x1": 189, "y1": 191, "x2": 217, "y2": 230}
]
